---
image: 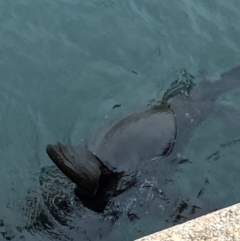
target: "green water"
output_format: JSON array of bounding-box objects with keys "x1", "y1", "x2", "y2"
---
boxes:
[{"x1": 0, "y1": 0, "x2": 239, "y2": 240}]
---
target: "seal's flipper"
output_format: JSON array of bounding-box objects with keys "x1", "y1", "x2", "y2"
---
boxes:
[
  {"x1": 194, "y1": 65, "x2": 240, "y2": 102},
  {"x1": 215, "y1": 65, "x2": 240, "y2": 94},
  {"x1": 46, "y1": 143, "x2": 102, "y2": 197}
]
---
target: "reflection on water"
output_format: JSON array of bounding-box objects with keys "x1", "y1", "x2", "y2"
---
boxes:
[{"x1": 0, "y1": 0, "x2": 240, "y2": 240}]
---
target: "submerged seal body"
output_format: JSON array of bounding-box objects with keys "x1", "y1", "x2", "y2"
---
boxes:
[
  {"x1": 46, "y1": 102, "x2": 177, "y2": 212},
  {"x1": 46, "y1": 65, "x2": 240, "y2": 212}
]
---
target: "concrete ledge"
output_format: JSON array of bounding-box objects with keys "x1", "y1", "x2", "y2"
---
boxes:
[{"x1": 135, "y1": 203, "x2": 240, "y2": 241}]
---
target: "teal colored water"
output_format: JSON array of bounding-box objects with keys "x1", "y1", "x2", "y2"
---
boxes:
[{"x1": 0, "y1": 1, "x2": 239, "y2": 240}]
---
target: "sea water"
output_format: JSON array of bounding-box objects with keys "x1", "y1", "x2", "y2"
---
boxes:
[{"x1": 0, "y1": 0, "x2": 239, "y2": 240}]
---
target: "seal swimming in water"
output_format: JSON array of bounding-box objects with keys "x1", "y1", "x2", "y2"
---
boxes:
[
  {"x1": 46, "y1": 101, "x2": 177, "y2": 212},
  {"x1": 46, "y1": 66, "x2": 240, "y2": 213}
]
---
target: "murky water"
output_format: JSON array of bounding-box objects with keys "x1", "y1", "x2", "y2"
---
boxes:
[{"x1": 0, "y1": 0, "x2": 239, "y2": 240}]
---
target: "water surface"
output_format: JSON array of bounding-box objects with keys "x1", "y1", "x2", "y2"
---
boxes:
[{"x1": 0, "y1": 0, "x2": 240, "y2": 240}]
